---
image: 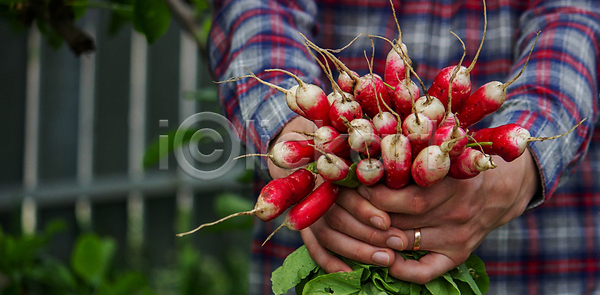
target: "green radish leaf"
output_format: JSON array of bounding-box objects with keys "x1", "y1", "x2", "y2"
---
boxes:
[
  {"x1": 358, "y1": 282, "x2": 387, "y2": 295},
  {"x1": 410, "y1": 282, "x2": 424, "y2": 295},
  {"x1": 306, "y1": 161, "x2": 318, "y2": 174},
  {"x1": 301, "y1": 269, "x2": 363, "y2": 294},
  {"x1": 334, "y1": 163, "x2": 361, "y2": 188},
  {"x1": 464, "y1": 254, "x2": 489, "y2": 294},
  {"x1": 133, "y1": 0, "x2": 171, "y2": 43},
  {"x1": 271, "y1": 245, "x2": 319, "y2": 295},
  {"x1": 424, "y1": 276, "x2": 460, "y2": 295}
]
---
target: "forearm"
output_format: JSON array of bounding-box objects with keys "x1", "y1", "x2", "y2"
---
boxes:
[
  {"x1": 489, "y1": 1, "x2": 600, "y2": 206},
  {"x1": 208, "y1": 0, "x2": 323, "y2": 172}
]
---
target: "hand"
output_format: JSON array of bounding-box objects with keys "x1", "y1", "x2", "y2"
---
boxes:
[{"x1": 302, "y1": 149, "x2": 541, "y2": 284}]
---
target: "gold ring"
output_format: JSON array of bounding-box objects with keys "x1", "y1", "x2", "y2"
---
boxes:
[{"x1": 414, "y1": 228, "x2": 422, "y2": 250}]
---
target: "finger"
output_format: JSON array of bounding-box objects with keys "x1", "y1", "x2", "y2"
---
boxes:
[
  {"x1": 388, "y1": 252, "x2": 460, "y2": 284},
  {"x1": 337, "y1": 187, "x2": 391, "y2": 230},
  {"x1": 300, "y1": 227, "x2": 352, "y2": 273},
  {"x1": 400, "y1": 227, "x2": 446, "y2": 252},
  {"x1": 324, "y1": 204, "x2": 408, "y2": 251},
  {"x1": 359, "y1": 179, "x2": 457, "y2": 215},
  {"x1": 310, "y1": 217, "x2": 396, "y2": 267}
]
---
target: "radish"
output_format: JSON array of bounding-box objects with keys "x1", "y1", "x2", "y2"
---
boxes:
[
  {"x1": 354, "y1": 73, "x2": 392, "y2": 118},
  {"x1": 381, "y1": 134, "x2": 412, "y2": 189},
  {"x1": 338, "y1": 70, "x2": 359, "y2": 93},
  {"x1": 447, "y1": 148, "x2": 496, "y2": 179},
  {"x1": 305, "y1": 125, "x2": 351, "y2": 158},
  {"x1": 384, "y1": 42, "x2": 409, "y2": 89},
  {"x1": 390, "y1": 78, "x2": 420, "y2": 118},
  {"x1": 411, "y1": 141, "x2": 454, "y2": 187},
  {"x1": 428, "y1": 0, "x2": 487, "y2": 111},
  {"x1": 433, "y1": 124, "x2": 468, "y2": 159},
  {"x1": 414, "y1": 95, "x2": 446, "y2": 125},
  {"x1": 383, "y1": 0, "x2": 409, "y2": 89},
  {"x1": 177, "y1": 168, "x2": 316, "y2": 237},
  {"x1": 372, "y1": 111, "x2": 399, "y2": 137},
  {"x1": 235, "y1": 140, "x2": 315, "y2": 169},
  {"x1": 316, "y1": 153, "x2": 350, "y2": 182},
  {"x1": 346, "y1": 118, "x2": 381, "y2": 156},
  {"x1": 456, "y1": 33, "x2": 539, "y2": 129},
  {"x1": 263, "y1": 181, "x2": 341, "y2": 245},
  {"x1": 329, "y1": 94, "x2": 363, "y2": 133},
  {"x1": 266, "y1": 69, "x2": 331, "y2": 127},
  {"x1": 471, "y1": 120, "x2": 585, "y2": 162},
  {"x1": 356, "y1": 158, "x2": 385, "y2": 186},
  {"x1": 402, "y1": 113, "x2": 434, "y2": 157}
]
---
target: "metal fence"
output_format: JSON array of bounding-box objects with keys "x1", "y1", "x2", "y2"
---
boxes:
[{"x1": 0, "y1": 8, "x2": 252, "y2": 288}]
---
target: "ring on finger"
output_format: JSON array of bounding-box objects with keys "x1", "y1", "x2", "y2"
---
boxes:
[{"x1": 413, "y1": 228, "x2": 422, "y2": 250}]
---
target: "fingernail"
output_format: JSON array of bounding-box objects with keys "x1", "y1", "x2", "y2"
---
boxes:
[
  {"x1": 386, "y1": 236, "x2": 405, "y2": 251},
  {"x1": 370, "y1": 216, "x2": 386, "y2": 230},
  {"x1": 372, "y1": 251, "x2": 390, "y2": 265},
  {"x1": 358, "y1": 186, "x2": 371, "y2": 200}
]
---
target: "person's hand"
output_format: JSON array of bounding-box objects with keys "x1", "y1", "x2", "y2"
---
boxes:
[
  {"x1": 267, "y1": 116, "x2": 316, "y2": 180},
  {"x1": 302, "y1": 149, "x2": 541, "y2": 284}
]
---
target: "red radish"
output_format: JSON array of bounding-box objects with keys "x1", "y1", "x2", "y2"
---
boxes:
[
  {"x1": 307, "y1": 126, "x2": 351, "y2": 158},
  {"x1": 356, "y1": 158, "x2": 384, "y2": 186},
  {"x1": 471, "y1": 120, "x2": 585, "y2": 162},
  {"x1": 346, "y1": 118, "x2": 381, "y2": 156},
  {"x1": 448, "y1": 148, "x2": 496, "y2": 179},
  {"x1": 414, "y1": 95, "x2": 446, "y2": 125},
  {"x1": 433, "y1": 124, "x2": 468, "y2": 158},
  {"x1": 456, "y1": 33, "x2": 539, "y2": 129},
  {"x1": 266, "y1": 69, "x2": 331, "y2": 127},
  {"x1": 384, "y1": 42, "x2": 409, "y2": 88},
  {"x1": 263, "y1": 181, "x2": 341, "y2": 245},
  {"x1": 372, "y1": 111, "x2": 399, "y2": 137},
  {"x1": 338, "y1": 70, "x2": 359, "y2": 93},
  {"x1": 329, "y1": 94, "x2": 363, "y2": 133},
  {"x1": 354, "y1": 73, "x2": 392, "y2": 118},
  {"x1": 381, "y1": 134, "x2": 412, "y2": 189},
  {"x1": 438, "y1": 112, "x2": 458, "y2": 129},
  {"x1": 391, "y1": 78, "x2": 421, "y2": 118},
  {"x1": 411, "y1": 138, "x2": 460, "y2": 187},
  {"x1": 235, "y1": 140, "x2": 314, "y2": 169},
  {"x1": 384, "y1": 0, "x2": 409, "y2": 88},
  {"x1": 429, "y1": 1, "x2": 487, "y2": 111},
  {"x1": 402, "y1": 113, "x2": 434, "y2": 157},
  {"x1": 176, "y1": 168, "x2": 316, "y2": 237},
  {"x1": 316, "y1": 153, "x2": 350, "y2": 182}
]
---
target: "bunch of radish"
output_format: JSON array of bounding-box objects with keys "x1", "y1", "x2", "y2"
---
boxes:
[{"x1": 176, "y1": 0, "x2": 583, "y2": 244}]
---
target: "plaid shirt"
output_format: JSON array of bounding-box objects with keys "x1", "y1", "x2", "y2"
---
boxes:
[{"x1": 208, "y1": 0, "x2": 600, "y2": 294}]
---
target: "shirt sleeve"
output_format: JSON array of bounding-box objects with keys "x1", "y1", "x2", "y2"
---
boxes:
[
  {"x1": 208, "y1": 0, "x2": 323, "y2": 175},
  {"x1": 488, "y1": 1, "x2": 600, "y2": 208}
]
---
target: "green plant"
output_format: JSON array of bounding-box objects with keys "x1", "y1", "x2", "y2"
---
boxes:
[{"x1": 0, "y1": 221, "x2": 152, "y2": 295}]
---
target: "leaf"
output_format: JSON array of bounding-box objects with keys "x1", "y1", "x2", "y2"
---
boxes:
[
  {"x1": 424, "y1": 275, "x2": 460, "y2": 295},
  {"x1": 358, "y1": 282, "x2": 387, "y2": 295},
  {"x1": 306, "y1": 161, "x2": 318, "y2": 174},
  {"x1": 464, "y1": 254, "x2": 489, "y2": 295},
  {"x1": 71, "y1": 234, "x2": 116, "y2": 287},
  {"x1": 301, "y1": 269, "x2": 363, "y2": 294},
  {"x1": 271, "y1": 246, "x2": 319, "y2": 295},
  {"x1": 333, "y1": 163, "x2": 361, "y2": 188},
  {"x1": 133, "y1": 0, "x2": 171, "y2": 43}
]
